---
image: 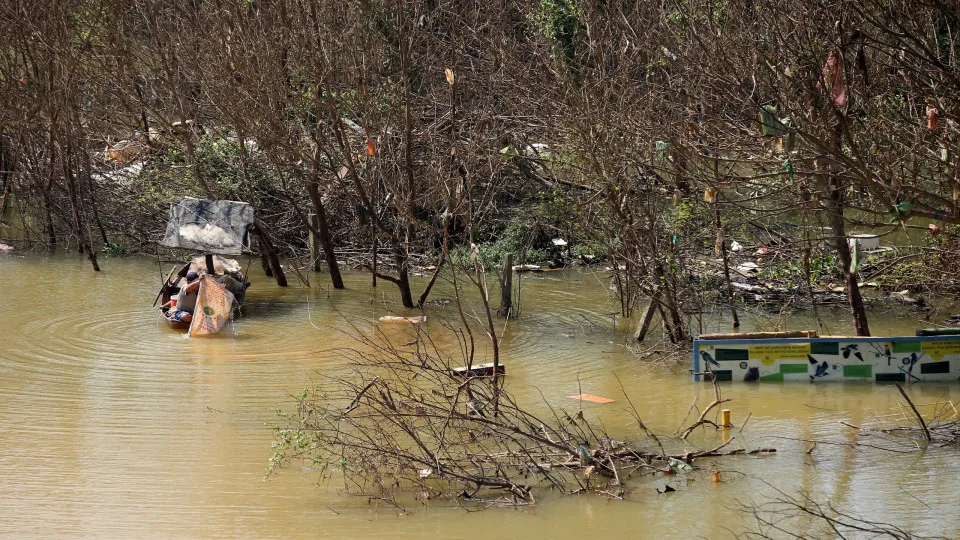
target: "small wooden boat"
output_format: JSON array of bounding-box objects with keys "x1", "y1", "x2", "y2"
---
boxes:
[
  {"x1": 694, "y1": 330, "x2": 960, "y2": 383},
  {"x1": 161, "y1": 308, "x2": 190, "y2": 330},
  {"x1": 156, "y1": 198, "x2": 254, "y2": 336},
  {"x1": 159, "y1": 265, "x2": 189, "y2": 331},
  {"x1": 159, "y1": 254, "x2": 249, "y2": 334}
]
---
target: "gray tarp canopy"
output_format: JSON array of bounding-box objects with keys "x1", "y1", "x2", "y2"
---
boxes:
[{"x1": 160, "y1": 198, "x2": 254, "y2": 255}]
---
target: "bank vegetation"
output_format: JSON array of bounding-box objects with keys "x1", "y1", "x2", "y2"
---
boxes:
[{"x1": 1, "y1": 0, "x2": 959, "y2": 335}]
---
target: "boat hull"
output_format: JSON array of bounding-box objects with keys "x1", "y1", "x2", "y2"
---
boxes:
[
  {"x1": 162, "y1": 310, "x2": 190, "y2": 330},
  {"x1": 694, "y1": 335, "x2": 960, "y2": 383},
  {"x1": 158, "y1": 257, "x2": 248, "y2": 336},
  {"x1": 166, "y1": 319, "x2": 190, "y2": 330}
]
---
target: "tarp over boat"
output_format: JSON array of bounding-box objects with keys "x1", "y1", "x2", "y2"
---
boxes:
[{"x1": 161, "y1": 197, "x2": 254, "y2": 254}]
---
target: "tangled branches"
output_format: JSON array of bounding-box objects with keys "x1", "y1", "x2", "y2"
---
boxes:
[
  {"x1": 843, "y1": 389, "x2": 960, "y2": 449},
  {"x1": 268, "y1": 329, "x2": 774, "y2": 508},
  {"x1": 737, "y1": 483, "x2": 948, "y2": 540}
]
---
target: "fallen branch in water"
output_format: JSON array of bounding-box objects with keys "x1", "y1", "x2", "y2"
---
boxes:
[
  {"x1": 679, "y1": 374, "x2": 731, "y2": 439},
  {"x1": 737, "y1": 480, "x2": 946, "y2": 540},
  {"x1": 838, "y1": 396, "x2": 960, "y2": 448},
  {"x1": 894, "y1": 383, "x2": 931, "y2": 441},
  {"x1": 268, "y1": 328, "x2": 775, "y2": 509}
]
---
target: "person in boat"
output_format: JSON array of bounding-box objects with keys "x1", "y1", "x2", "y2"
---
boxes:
[{"x1": 161, "y1": 271, "x2": 201, "y2": 323}]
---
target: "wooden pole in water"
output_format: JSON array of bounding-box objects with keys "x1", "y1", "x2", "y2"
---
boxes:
[
  {"x1": 497, "y1": 253, "x2": 513, "y2": 318},
  {"x1": 721, "y1": 409, "x2": 732, "y2": 428}
]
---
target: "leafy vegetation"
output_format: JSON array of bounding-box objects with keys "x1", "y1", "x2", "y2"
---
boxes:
[{"x1": 1, "y1": 0, "x2": 959, "y2": 321}]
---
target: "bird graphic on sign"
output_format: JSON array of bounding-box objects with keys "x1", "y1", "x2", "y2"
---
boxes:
[
  {"x1": 701, "y1": 350, "x2": 721, "y2": 369},
  {"x1": 810, "y1": 358, "x2": 830, "y2": 380},
  {"x1": 841, "y1": 344, "x2": 864, "y2": 362},
  {"x1": 898, "y1": 352, "x2": 922, "y2": 382}
]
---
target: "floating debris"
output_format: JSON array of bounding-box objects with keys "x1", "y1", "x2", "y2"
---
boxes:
[
  {"x1": 568, "y1": 394, "x2": 614, "y2": 404},
  {"x1": 378, "y1": 315, "x2": 426, "y2": 324},
  {"x1": 453, "y1": 362, "x2": 505, "y2": 377}
]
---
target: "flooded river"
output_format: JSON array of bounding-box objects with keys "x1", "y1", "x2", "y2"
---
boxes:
[{"x1": 1, "y1": 254, "x2": 958, "y2": 538}]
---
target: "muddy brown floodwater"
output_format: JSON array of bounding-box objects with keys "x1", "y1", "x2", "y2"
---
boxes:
[{"x1": 1, "y1": 254, "x2": 958, "y2": 538}]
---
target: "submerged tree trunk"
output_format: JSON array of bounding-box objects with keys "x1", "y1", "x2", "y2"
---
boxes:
[
  {"x1": 654, "y1": 263, "x2": 687, "y2": 342},
  {"x1": 44, "y1": 194, "x2": 56, "y2": 247},
  {"x1": 80, "y1": 144, "x2": 108, "y2": 246},
  {"x1": 497, "y1": 253, "x2": 513, "y2": 318},
  {"x1": 634, "y1": 290, "x2": 661, "y2": 342},
  {"x1": 371, "y1": 238, "x2": 414, "y2": 307},
  {"x1": 43, "y1": 125, "x2": 58, "y2": 248},
  {"x1": 0, "y1": 165, "x2": 11, "y2": 223},
  {"x1": 306, "y1": 179, "x2": 344, "y2": 289},
  {"x1": 260, "y1": 251, "x2": 273, "y2": 277},
  {"x1": 657, "y1": 302, "x2": 677, "y2": 344},
  {"x1": 397, "y1": 23, "x2": 415, "y2": 310},
  {"x1": 714, "y1": 200, "x2": 739, "y2": 328},
  {"x1": 827, "y1": 186, "x2": 870, "y2": 336},
  {"x1": 0, "y1": 138, "x2": 13, "y2": 223},
  {"x1": 63, "y1": 133, "x2": 100, "y2": 271},
  {"x1": 396, "y1": 263, "x2": 414, "y2": 308},
  {"x1": 309, "y1": 214, "x2": 322, "y2": 272},
  {"x1": 254, "y1": 223, "x2": 287, "y2": 286},
  {"x1": 823, "y1": 116, "x2": 870, "y2": 336},
  {"x1": 417, "y1": 218, "x2": 449, "y2": 308},
  {"x1": 417, "y1": 256, "x2": 445, "y2": 308}
]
